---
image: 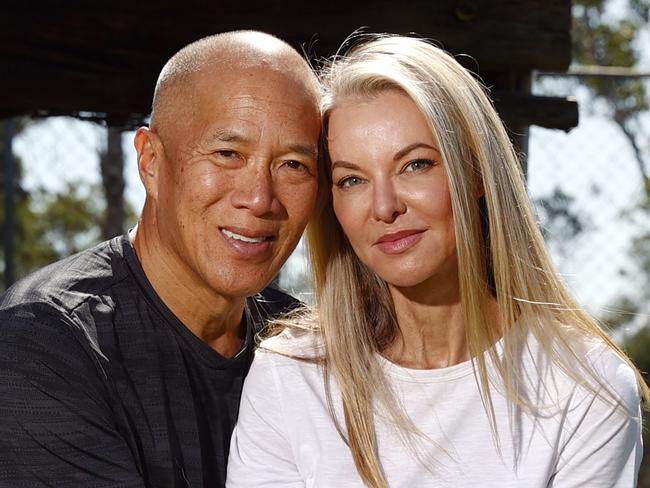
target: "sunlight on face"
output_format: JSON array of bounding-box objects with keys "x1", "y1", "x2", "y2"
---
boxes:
[
  {"x1": 154, "y1": 66, "x2": 320, "y2": 298},
  {"x1": 328, "y1": 90, "x2": 458, "y2": 292}
]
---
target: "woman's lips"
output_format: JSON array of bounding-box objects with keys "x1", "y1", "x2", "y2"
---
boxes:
[{"x1": 375, "y1": 230, "x2": 425, "y2": 254}]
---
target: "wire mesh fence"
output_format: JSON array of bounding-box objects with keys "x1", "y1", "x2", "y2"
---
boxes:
[
  {"x1": 2, "y1": 69, "x2": 650, "y2": 486},
  {"x1": 13, "y1": 117, "x2": 144, "y2": 213},
  {"x1": 529, "y1": 75, "x2": 650, "y2": 337},
  {"x1": 0, "y1": 117, "x2": 142, "y2": 290},
  {"x1": 3, "y1": 76, "x2": 650, "y2": 331}
]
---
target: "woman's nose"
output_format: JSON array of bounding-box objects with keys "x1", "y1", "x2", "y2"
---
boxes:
[{"x1": 371, "y1": 179, "x2": 406, "y2": 223}]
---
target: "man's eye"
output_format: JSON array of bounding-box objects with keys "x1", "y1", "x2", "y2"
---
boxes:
[
  {"x1": 336, "y1": 176, "x2": 364, "y2": 188},
  {"x1": 404, "y1": 159, "x2": 434, "y2": 172},
  {"x1": 283, "y1": 160, "x2": 307, "y2": 171},
  {"x1": 213, "y1": 150, "x2": 245, "y2": 167},
  {"x1": 216, "y1": 150, "x2": 239, "y2": 159}
]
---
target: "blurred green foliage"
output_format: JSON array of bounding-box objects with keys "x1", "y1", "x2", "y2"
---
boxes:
[{"x1": 1, "y1": 120, "x2": 135, "y2": 291}]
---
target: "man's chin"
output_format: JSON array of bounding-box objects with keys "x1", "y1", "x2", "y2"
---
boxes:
[{"x1": 208, "y1": 274, "x2": 279, "y2": 300}]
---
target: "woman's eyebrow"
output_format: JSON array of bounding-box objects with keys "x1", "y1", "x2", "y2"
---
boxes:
[
  {"x1": 393, "y1": 142, "x2": 439, "y2": 161},
  {"x1": 330, "y1": 160, "x2": 360, "y2": 171}
]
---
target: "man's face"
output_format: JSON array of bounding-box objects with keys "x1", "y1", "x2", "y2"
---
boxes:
[{"x1": 152, "y1": 66, "x2": 320, "y2": 299}]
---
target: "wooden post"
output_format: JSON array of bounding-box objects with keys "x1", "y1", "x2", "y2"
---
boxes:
[
  {"x1": 3, "y1": 118, "x2": 16, "y2": 289},
  {"x1": 100, "y1": 126, "x2": 126, "y2": 239}
]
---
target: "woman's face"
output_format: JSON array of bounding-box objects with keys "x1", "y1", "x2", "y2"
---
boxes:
[{"x1": 328, "y1": 90, "x2": 458, "y2": 290}]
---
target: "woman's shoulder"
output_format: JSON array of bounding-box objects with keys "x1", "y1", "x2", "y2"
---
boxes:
[
  {"x1": 522, "y1": 323, "x2": 640, "y2": 410},
  {"x1": 257, "y1": 327, "x2": 326, "y2": 361},
  {"x1": 245, "y1": 328, "x2": 328, "y2": 406},
  {"x1": 581, "y1": 338, "x2": 640, "y2": 408}
]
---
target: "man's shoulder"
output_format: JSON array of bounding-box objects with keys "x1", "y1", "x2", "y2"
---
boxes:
[
  {"x1": 0, "y1": 235, "x2": 130, "y2": 314},
  {"x1": 255, "y1": 285, "x2": 302, "y2": 313},
  {"x1": 0, "y1": 235, "x2": 136, "y2": 350},
  {"x1": 245, "y1": 285, "x2": 302, "y2": 332}
]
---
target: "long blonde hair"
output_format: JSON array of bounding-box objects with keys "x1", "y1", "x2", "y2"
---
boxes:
[{"x1": 272, "y1": 35, "x2": 649, "y2": 488}]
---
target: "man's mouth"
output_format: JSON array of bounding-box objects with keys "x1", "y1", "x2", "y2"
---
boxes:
[{"x1": 221, "y1": 228, "x2": 271, "y2": 243}]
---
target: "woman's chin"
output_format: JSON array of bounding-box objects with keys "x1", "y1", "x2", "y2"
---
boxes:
[{"x1": 379, "y1": 274, "x2": 428, "y2": 290}]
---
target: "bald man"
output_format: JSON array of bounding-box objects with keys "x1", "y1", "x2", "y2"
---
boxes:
[{"x1": 0, "y1": 31, "x2": 321, "y2": 487}]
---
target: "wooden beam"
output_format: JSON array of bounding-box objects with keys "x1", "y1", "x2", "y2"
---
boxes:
[
  {"x1": 0, "y1": 92, "x2": 579, "y2": 137},
  {"x1": 538, "y1": 65, "x2": 650, "y2": 78},
  {"x1": 0, "y1": 0, "x2": 571, "y2": 124},
  {"x1": 493, "y1": 92, "x2": 578, "y2": 131}
]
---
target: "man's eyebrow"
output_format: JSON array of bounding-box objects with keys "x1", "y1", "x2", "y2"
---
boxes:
[
  {"x1": 287, "y1": 143, "x2": 318, "y2": 160},
  {"x1": 394, "y1": 142, "x2": 439, "y2": 161},
  {"x1": 210, "y1": 128, "x2": 249, "y2": 143},
  {"x1": 208, "y1": 129, "x2": 317, "y2": 160}
]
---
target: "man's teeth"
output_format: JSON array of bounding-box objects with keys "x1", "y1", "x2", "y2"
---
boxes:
[{"x1": 222, "y1": 229, "x2": 267, "y2": 243}]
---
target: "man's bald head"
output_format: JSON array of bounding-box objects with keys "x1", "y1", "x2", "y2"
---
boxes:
[
  {"x1": 150, "y1": 30, "x2": 320, "y2": 138},
  {"x1": 133, "y1": 30, "x2": 322, "y2": 309}
]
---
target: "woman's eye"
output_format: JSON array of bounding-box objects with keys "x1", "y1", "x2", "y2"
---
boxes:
[
  {"x1": 336, "y1": 176, "x2": 364, "y2": 188},
  {"x1": 404, "y1": 159, "x2": 434, "y2": 172}
]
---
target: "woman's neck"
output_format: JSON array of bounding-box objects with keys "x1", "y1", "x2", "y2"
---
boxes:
[
  {"x1": 386, "y1": 287, "x2": 467, "y2": 369},
  {"x1": 384, "y1": 277, "x2": 500, "y2": 370}
]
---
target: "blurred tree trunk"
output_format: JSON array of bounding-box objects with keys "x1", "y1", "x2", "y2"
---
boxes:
[
  {"x1": 100, "y1": 127, "x2": 125, "y2": 239},
  {"x1": 2, "y1": 119, "x2": 16, "y2": 288},
  {"x1": 2, "y1": 118, "x2": 104, "y2": 292}
]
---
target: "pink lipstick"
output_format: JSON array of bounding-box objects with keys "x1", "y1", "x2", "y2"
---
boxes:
[{"x1": 375, "y1": 230, "x2": 424, "y2": 254}]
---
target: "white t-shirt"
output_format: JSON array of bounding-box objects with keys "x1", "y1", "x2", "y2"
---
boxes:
[{"x1": 226, "y1": 329, "x2": 642, "y2": 487}]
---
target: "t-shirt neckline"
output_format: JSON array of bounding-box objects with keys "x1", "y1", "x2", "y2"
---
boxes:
[
  {"x1": 376, "y1": 335, "x2": 506, "y2": 383},
  {"x1": 119, "y1": 232, "x2": 254, "y2": 371}
]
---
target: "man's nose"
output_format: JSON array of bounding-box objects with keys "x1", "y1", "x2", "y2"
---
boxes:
[
  {"x1": 230, "y1": 163, "x2": 278, "y2": 217},
  {"x1": 372, "y1": 179, "x2": 406, "y2": 223}
]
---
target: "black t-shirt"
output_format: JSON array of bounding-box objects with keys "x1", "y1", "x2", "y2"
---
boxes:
[{"x1": 0, "y1": 235, "x2": 298, "y2": 487}]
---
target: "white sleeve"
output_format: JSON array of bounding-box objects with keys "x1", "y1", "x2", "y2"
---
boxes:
[
  {"x1": 226, "y1": 350, "x2": 305, "y2": 488},
  {"x1": 551, "y1": 355, "x2": 643, "y2": 487}
]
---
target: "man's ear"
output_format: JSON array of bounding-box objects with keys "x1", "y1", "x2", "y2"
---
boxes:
[{"x1": 134, "y1": 127, "x2": 162, "y2": 200}]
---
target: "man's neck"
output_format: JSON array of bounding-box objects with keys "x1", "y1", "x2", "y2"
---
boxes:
[{"x1": 131, "y1": 223, "x2": 247, "y2": 358}]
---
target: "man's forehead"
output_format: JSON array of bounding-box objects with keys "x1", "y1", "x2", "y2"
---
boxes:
[
  {"x1": 190, "y1": 65, "x2": 320, "y2": 121},
  {"x1": 195, "y1": 59, "x2": 311, "y2": 89}
]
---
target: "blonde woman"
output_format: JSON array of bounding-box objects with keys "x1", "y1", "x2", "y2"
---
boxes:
[{"x1": 226, "y1": 36, "x2": 648, "y2": 487}]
